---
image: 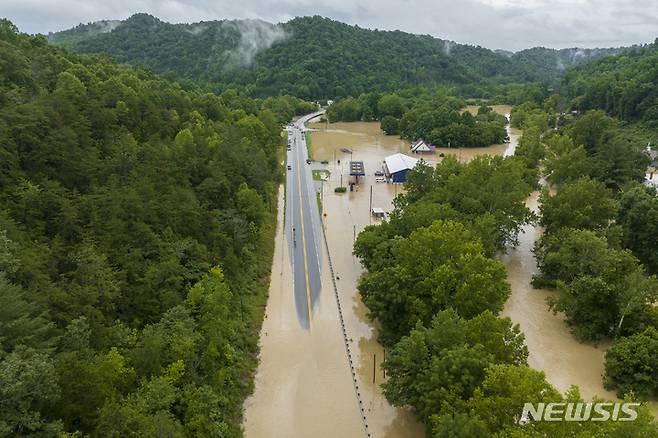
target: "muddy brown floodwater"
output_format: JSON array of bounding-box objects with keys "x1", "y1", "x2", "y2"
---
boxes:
[
  {"x1": 244, "y1": 106, "x2": 653, "y2": 438},
  {"x1": 243, "y1": 187, "x2": 364, "y2": 437}
]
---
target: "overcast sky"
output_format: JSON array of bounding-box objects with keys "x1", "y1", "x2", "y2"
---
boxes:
[{"x1": 1, "y1": 0, "x2": 657, "y2": 51}]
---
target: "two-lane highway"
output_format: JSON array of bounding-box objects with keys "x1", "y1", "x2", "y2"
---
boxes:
[{"x1": 285, "y1": 111, "x2": 324, "y2": 329}]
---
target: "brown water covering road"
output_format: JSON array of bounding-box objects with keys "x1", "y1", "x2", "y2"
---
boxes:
[
  {"x1": 244, "y1": 106, "x2": 648, "y2": 438},
  {"x1": 243, "y1": 187, "x2": 364, "y2": 437}
]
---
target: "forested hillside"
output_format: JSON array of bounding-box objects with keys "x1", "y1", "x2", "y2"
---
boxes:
[
  {"x1": 562, "y1": 41, "x2": 658, "y2": 124},
  {"x1": 50, "y1": 14, "x2": 622, "y2": 100},
  {"x1": 509, "y1": 46, "x2": 629, "y2": 82},
  {"x1": 0, "y1": 19, "x2": 309, "y2": 435}
]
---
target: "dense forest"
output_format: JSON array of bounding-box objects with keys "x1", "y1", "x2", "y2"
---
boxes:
[
  {"x1": 0, "y1": 19, "x2": 314, "y2": 435},
  {"x1": 508, "y1": 46, "x2": 630, "y2": 83},
  {"x1": 49, "y1": 14, "x2": 627, "y2": 100},
  {"x1": 562, "y1": 40, "x2": 658, "y2": 124}
]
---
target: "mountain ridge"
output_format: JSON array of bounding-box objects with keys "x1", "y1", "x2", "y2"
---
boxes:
[{"x1": 48, "y1": 13, "x2": 638, "y2": 98}]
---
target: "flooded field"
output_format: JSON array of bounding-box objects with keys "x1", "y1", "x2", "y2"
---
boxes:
[{"x1": 244, "y1": 106, "x2": 650, "y2": 438}]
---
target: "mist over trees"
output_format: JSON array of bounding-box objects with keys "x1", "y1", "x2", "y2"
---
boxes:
[{"x1": 49, "y1": 14, "x2": 628, "y2": 101}]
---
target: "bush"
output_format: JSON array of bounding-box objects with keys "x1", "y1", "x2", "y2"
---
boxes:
[{"x1": 334, "y1": 187, "x2": 347, "y2": 193}]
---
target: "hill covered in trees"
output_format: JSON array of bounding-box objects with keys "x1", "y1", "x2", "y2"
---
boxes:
[
  {"x1": 49, "y1": 14, "x2": 625, "y2": 99},
  {"x1": 562, "y1": 41, "x2": 658, "y2": 124},
  {"x1": 0, "y1": 18, "x2": 311, "y2": 435},
  {"x1": 507, "y1": 46, "x2": 629, "y2": 82}
]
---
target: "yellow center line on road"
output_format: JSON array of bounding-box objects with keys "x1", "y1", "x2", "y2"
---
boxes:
[{"x1": 295, "y1": 130, "x2": 313, "y2": 329}]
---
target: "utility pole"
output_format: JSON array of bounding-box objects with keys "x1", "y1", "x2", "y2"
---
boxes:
[
  {"x1": 369, "y1": 185, "x2": 373, "y2": 215},
  {"x1": 373, "y1": 353, "x2": 376, "y2": 384}
]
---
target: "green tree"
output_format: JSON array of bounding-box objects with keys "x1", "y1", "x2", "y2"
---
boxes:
[
  {"x1": 380, "y1": 115, "x2": 400, "y2": 135},
  {"x1": 544, "y1": 134, "x2": 593, "y2": 185},
  {"x1": 0, "y1": 347, "x2": 62, "y2": 435},
  {"x1": 358, "y1": 221, "x2": 511, "y2": 345},
  {"x1": 235, "y1": 183, "x2": 266, "y2": 226},
  {"x1": 604, "y1": 327, "x2": 658, "y2": 399},
  {"x1": 378, "y1": 94, "x2": 405, "y2": 118},
  {"x1": 383, "y1": 309, "x2": 527, "y2": 423},
  {"x1": 569, "y1": 110, "x2": 615, "y2": 153},
  {"x1": 619, "y1": 185, "x2": 658, "y2": 273},
  {"x1": 539, "y1": 177, "x2": 619, "y2": 235},
  {"x1": 467, "y1": 364, "x2": 561, "y2": 433}
]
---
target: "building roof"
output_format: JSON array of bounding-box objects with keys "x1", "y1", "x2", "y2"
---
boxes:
[
  {"x1": 644, "y1": 176, "x2": 658, "y2": 189},
  {"x1": 410, "y1": 139, "x2": 436, "y2": 152},
  {"x1": 384, "y1": 153, "x2": 419, "y2": 174},
  {"x1": 645, "y1": 149, "x2": 658, "y2": 167}
]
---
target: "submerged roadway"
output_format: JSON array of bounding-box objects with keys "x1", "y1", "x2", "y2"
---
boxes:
[{"x1": 285, "y1": 111, "x2": 324, "y2": 329}]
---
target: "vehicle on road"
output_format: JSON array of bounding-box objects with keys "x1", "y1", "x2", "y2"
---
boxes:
[
  {"x1": 375, "y1": 177, "x2": 387, "y2": 183},
  {"x1": 287, "y1": 165, "x2": 292, "y2": 170},
  {"x1": 374, "y1": 170, "x2": 384, "y2": 177}
]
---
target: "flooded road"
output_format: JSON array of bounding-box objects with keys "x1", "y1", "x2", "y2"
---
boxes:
[
  {"x1": 243, "y1": 187, "x2": 365, "y2": 437},
  {"x1": 244, "y1": 106, "x2": 648, "y2": 438}
]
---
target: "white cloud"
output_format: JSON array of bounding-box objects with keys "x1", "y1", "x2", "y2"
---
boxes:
[{"x1": 0, "y1": 0, "x2": 656, "y2": 50}]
